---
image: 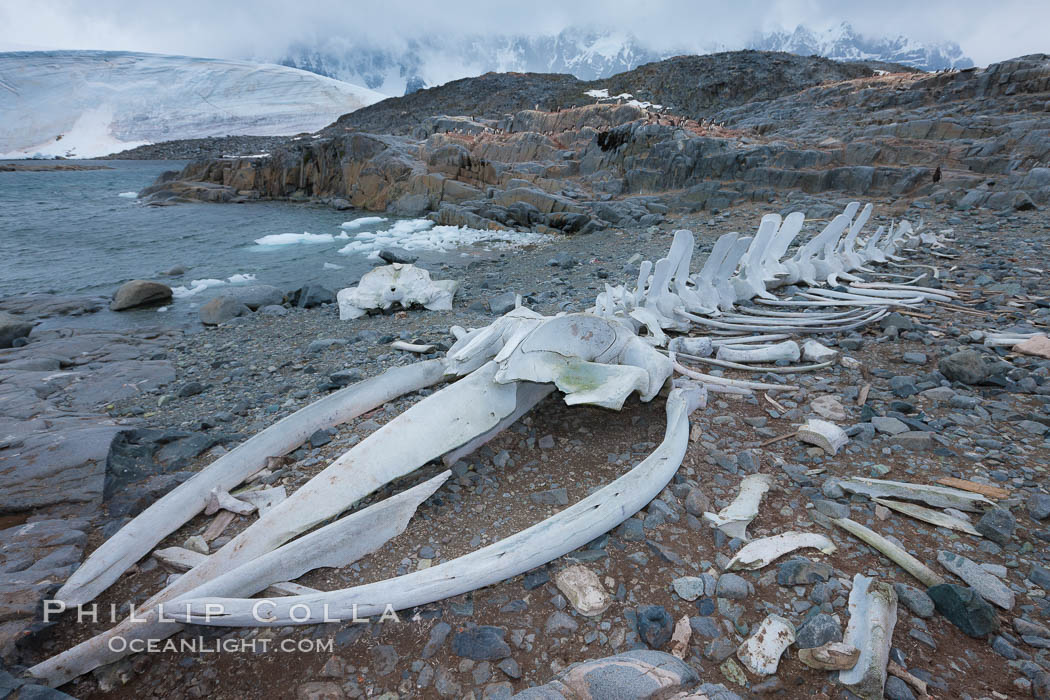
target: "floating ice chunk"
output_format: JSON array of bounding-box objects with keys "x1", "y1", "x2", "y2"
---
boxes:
[
  {"x1": 336, "y1": 219, "x2": 550, "y2": 257},
  {"x1": 322, "y1": 262, "x2": 343, "y2": 270},
  {"x1": 172, "y1": 274, "x2": 256, "y2": 298},
  {"x1": 117, "y1": 191, "x2": 137, "y2": 199},
  {"x1": 340, "y1": 216, "x2": 388, "y2": 230},
  {"x1": 253, "y1": 232, "x2": 334, "y2": 246}
]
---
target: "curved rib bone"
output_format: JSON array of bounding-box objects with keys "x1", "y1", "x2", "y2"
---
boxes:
[
  {"x1": 56, "y1": 357, "x2": 450, "y2": 608},
  {"x1": 162, "y1": 383, "x2": 707, "y2": 627}
]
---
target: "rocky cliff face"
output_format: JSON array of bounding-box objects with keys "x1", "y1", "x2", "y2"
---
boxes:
[{"x1": 144, "y1": 54, "x2": 1050, "y2": 228}]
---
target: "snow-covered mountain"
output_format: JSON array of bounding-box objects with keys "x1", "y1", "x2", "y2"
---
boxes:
[
  {"x1": 277, "y1": 28, "x2": 665, "y2": 96},
  {"x1": 0, "y1": 51, "x2": 386, "y2": 159},
  {"x1": 748, "y1": 23, "x2": 973, "y2": 71},
  {"x1": 279, "y1": 24, "x2": 974, "y2": 96}
]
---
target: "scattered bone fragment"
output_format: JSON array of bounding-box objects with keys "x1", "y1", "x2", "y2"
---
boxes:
[
  {"x1": 202, "y1": 511, "x2": 235, "y2": 542},
  {"x1": 839, "y1": 575, "x2": 897, "y2": 700},
  {"x1": 802, "y1": 339, "x2": 838, "y2": 363},
  {"x1": 798, "y1": 642, "x2": 861, "y2": 671},
  {"x1": 391, "y1": 340, "x2": 436, "y2": 353},
  {"x1": 204, "y1": 488, "x2": 256, "y2": 516},
  {"x1": 887, "y1": 661, "x2": 931, "y2": 700},
  {"x1": 555, "y1": 565, "x2": 612, "y2": 617},
  {"x1": 669, "y1": 615, "x2": 691, "y2": 659},
  {"x1": 668, "y1": 336, "x2": 712, "y2": 357},
  {"x1": 238, "y1": 486, "x2": 287, "y2": 516},
  {"x1": 937, "y1": 551, "x2": 1015, "y2": 610},
  {"x1": 737, "y1": 614, "x2": 796, "y2": 675},
  {"x1": 839, "y1": 477, "x2": 994, "y2": 512},
  {"x1": 725, "y1": 531, "x2": 837, "y2": 571},
  {"x1": 797, "y1": 418, "x2": 848, "y2": 455},
  {"x1": 935, "y1": 477, "x2": 1010, "y2": 500},
  {"x1": 872, "y1": 498, "x2": 981, "y2": 536},
  {"x1": 703, "y1": 473, "x2": 773, "y2": 541},
  {"x1": 832, "y1": 518, "x2": 944, "y2": 587}
]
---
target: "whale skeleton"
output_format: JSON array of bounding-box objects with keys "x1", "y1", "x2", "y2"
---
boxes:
[{"x1": 30, "y1": 201, "x2": 951, "y2": 687}]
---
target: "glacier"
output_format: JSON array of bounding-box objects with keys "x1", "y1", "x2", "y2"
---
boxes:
[{"x1": 0, "y1": 51, "x2": 387, "y2": 159}]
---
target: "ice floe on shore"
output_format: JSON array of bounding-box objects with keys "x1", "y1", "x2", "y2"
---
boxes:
[{"x1": 172, "y1": 273, "x2": 256, "y2": 298}]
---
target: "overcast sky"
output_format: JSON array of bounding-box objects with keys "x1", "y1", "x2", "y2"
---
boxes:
[{"x1": 0, "y1": 0, "x2": 1045, "y2": 67}]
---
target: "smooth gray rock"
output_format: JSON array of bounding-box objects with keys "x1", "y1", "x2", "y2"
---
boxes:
[
  {"x1": 795, "y1": 613, "x2": 842, "y2": 649},
  {"x1": 1028, "y1": 494, "x2": 1050, "y2": 521},
  {"x1": 928, "y1": 584, "x2": 1000, "y2": 637},
  {"x1": 893, "y1": 583, "x2": 935, "y2": 618},
  {"x1": 715, "y1": 573, "x2": 750, "y2": 600},
  {"x1": 938, "y1": 349, "x2": 1010, "y2": 385},
  {"x1": 110, "y1": 280, "x2": 173, "y2": 311},
  {"x1": 0, "y1": 312, "x2": 33, "y2": 348},
  {"x1": 976, "y1": 507, "x2": 1016, "y2": 545},
  {"x1": 199, "y1": 295, "x2": 249, "y2": 325},
  {"x1": 511, "y1": 650, "x2": 699, "y2": 699},
  {"x1": 452, "y1": 626, "x2": 511, "y2": 660},
  {"x1": 226, "y1": 285, "x2": 284, "y2": 310}
]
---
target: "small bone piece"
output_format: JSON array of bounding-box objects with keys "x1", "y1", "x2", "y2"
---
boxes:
[
  {"x1": 937, "y1": 551, "x2": 1015, "y2": 610},
  {"x1": 798, "y1": 642, "x2": 861, "y2": 671},
  {"x1": 737, "y1": 614, "x2": 796, "y2": 675},
  {"x1": 726, "y1": 531, "x2": 837, "y2": 571},
  {"x1": 238, "y1": 486, "x2": 287, "y2": 516},
  {"x1": 873, "y1": 498, "x2": 981, "y2": 536},
  {"x1": 204, "y1": 489, "x2": 256, "y2": 516},
  {"x1": 391, "y1": 340, "x2": 436, "y2": 353},
  {"x1": 555, "y1": 565, "x2": 611, "y2": 617},
  {"x1": 703, "y1": 473, "x2": 773, "y2": 541},
  {"x1": 839, "y1": 575, "x2": 897, "y2": 700},
  {"x1": 797, "y1": 419, "x2": 848, "y2": 455},
  {"x1": 887, "y1": 661, "x2": 930, "y2": 699},
  {"x1": 202, "y1": 511, "x2": 235, "y2": 542},
  {"x1": 669, "y1": 615, "x2": 691, "y2": 659}
]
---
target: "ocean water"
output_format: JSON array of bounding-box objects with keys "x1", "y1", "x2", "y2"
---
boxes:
[{"x1": 0, "y1": 160, "x2": 544, "y2": 329}]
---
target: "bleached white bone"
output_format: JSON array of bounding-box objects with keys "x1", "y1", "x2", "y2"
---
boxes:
[
  {"x1": 337, "y1": 263, "x2": 459, "y2": 319},
  {"x1": 726, "y1": 531, "x2": 837, "y2": 570},
  {"x1": 872, "y1": 498, "x2": 981, "y2": 536},
  {"x1": 152, "y1": 547, "x2": 318, "y2": 597},
  {"x1": 797, "y1": 419, "x2": 848, "y2": 455},
  {"x1": 716, "y1": 340, "x2": 800, "y2": 364},
  {"x1": 29, "y1": 469, "x2": 451, "y2": 686},
  {"x1": 204, "y1": 489, "x2": 255, "y2": 517},
  {"x1": 55, "y1": 358, "x2": 449, "y2": 608},
  {"x1": 838, "y1": 477, "x2": 994, "y2": 512},
  {"x1": 737, "y1": 614, "x2": 796, "y2": 675},
  {"x1": 731, "y1": 214, "x2": 781, "y2": 302},
  {"x1": 832, "y1": 517, "x2": 945, "y2": 587},
  {"x1": 702, "y1": 473, "x2": 773, "y2": 541},
  {"x1": 839, "y1": 575, "x2": 898, "y2": 700},
  {"x1": 158, "y1": 384, "x2": 706, "y2": 627}
]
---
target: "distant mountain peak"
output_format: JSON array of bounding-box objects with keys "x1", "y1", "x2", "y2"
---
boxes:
[{"x1": 749, "y1": 22, "x2": 974, "y2": 71}]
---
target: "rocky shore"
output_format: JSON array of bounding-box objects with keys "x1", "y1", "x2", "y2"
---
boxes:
[{"x1": 1, "y1": 193, "x2": 1049, "y2": 698}]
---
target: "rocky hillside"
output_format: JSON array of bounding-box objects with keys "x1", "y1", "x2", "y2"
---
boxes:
[
  {"x1": 143, "y1": 53, "x2": 1050, "y2": 233},
  {"x1": 322, "y1": 51, "x2": 905, "y2": 137}
]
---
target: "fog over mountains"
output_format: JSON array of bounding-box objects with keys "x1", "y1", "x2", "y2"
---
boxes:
[{"x1": 276, "y1": 22, "x2": 974, "y2": 95}]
